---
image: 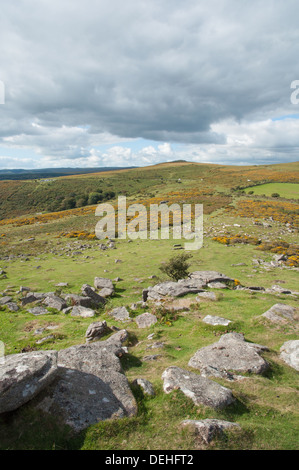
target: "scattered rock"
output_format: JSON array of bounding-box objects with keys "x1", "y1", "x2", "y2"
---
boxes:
[
  {"x1": 207, "y1": 282, "x2": 227, "y2": 289},
  {"x1": 55, "y1": 282, "x2": 68, "y2": 288},
  {"x1": 163, "y1": 298, "x2": 198, "y2": 311},
  {"x1": 280, "y1": 340, "x2": 299, "y2": 371},
  {"x1": 65, "y1": 294, "x2": 94, "y2": 308},
  {"x1": 81, "y1": 285, "x2": 106, "y2": 307},
  {"x1": 5, "y1": 302, "x2": 19, "y2": 312},
  {"x1": 144, "y1": 271, "x2": 235, "y2": 302},
  {"x1": 0, "y1": 296, "x2": 13, "y2": 305},
  {"x1": 21, "y1": 294, "x2": 41, "y2": 306},
  {"x1": 132, "y1": 378, "x2": 155, "y2": 396},
  {"x1": 85, "y1": 320, "x2": 110, "y2": 343},
  {"x1": 188, "y1": 271, "x2": 234, "y2": 286},
  {"x1": 71, "y1": 306, "x2": 96, "y2": 318},
  {"x1": 27, "y1": 307, "x2": 49, "y2": 316},
  {"x1": 135, "y1": 312, "x2": 157, "y2": 328},
  {"x1": 44, "y1": 295, "x2": 67, "y2": 311},
  {"x1": 0, "y1": 350, "x2": 58, "y2": 414},
  {"x1": 202, "y1": 315, "x2": 232, "y2": 326},
  {"x1": 108, "y1": 306, "x2": 130, "y2": 322},
  {"x1": 262, "y1": 303, "x2": 298, "y2": 324},
  {"x1": 143, "y1": 354, "x2": 161, "y2": 361},
  {"x1": 146, "y1": 341, "x2": 165, "y2": 350},
  {"x1": 162, "y1": 366, "x2": 235, "y2": 409},
  {"x1": 98, "y1": 287, "x2": 114, "y2": 298},
  {"x1": 36, "y1": 335, "x2": 55, "y2": 345},
  {"x1": 94, "y1": 277, "x2": 114, "y2": 291},
  {"x1": 196, "y1": 292, "x2": 219, "y2": 302},
  {"x1": 145, "y1": 282, "x2": 197, "y2": 301},
  {"x1": 181, "y1": 418, "x2": 241, "y2": 444},
  {"x1": 19, "y1": 286, "x2": 31, "y2": 292},
  {"x1": 188, "y1": 333, "x2": 270, "y2": 380},
  {"x1": 62, "y1": 307, "x2": 72, "y2": 315}
]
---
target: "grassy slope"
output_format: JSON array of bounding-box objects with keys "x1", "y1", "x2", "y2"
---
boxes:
[
  {"x1": 0, "y1": 161, "x2": 299, "y2": 450},
  {"x1": 245, "y1": 182, "x2": 299, "y2": 199}
]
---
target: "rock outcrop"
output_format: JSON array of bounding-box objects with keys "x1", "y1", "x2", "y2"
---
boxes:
[
  {"x1": 162, "y1": 366, "x2": 235, "y2": 409},
  {"x1": 32, "y1": 331, "x2": 137, "y2": 431},
  {"x1": 262, "y1": 303, "x2": 298, "y2": 324},
  {"x1": 188, "y1": 333, "x2": 270, "y2": 380},
  {"x1": 0, "y1": 351, "x2": 58, "y2": 414},
  {"x1": 280, "y1": 340, "x2": 299, "y2": 371},
  {"x1": 181, "y1": 418, "x2": 241, "y2": 444}
]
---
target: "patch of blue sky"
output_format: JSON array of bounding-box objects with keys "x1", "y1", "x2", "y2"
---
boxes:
[{"x1": 272, "y1": 114, "x2": 299, "y2": 121}]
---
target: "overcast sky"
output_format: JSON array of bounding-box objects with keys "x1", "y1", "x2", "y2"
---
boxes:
[{"x1": 0, "y1": 0, "x2": 299, "y2": 169}]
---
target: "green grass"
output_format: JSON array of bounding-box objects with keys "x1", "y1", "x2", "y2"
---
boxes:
[
  {"x1": 0, "y1": 161, "x2": 298, "y2": 450},
  {"x1": 245, "y1": 182, "x2": 299, "y2": 199}
]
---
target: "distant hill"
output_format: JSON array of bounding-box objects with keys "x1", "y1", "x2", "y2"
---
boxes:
[
  {"x1": 0, "y1": 167, "x2": 137, "y2": 181},
  {"x1": 0, "y1": 160, "x2": 298, "y2": 220}
]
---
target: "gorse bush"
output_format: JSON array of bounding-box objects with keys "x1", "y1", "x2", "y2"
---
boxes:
[{"x1": 159, "y1": 252, "x2": 192, "y2": 281}]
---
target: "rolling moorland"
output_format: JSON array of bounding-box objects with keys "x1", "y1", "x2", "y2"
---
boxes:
[{"x1": 0, "y1": 160, "x2": 298, "y2": 450}]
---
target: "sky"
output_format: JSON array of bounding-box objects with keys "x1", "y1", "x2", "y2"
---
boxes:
[{"x1": 0, "y1": 0, "x2": 299, "y2": 169}]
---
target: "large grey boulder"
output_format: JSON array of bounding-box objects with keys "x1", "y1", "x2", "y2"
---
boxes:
[
  {"x1": 0, "y1": 351, "x2": 58, "y2": 414},
  {"x1": 33, "y1": 332, "x2": 137, "y2": 431},
  {"x1": 162, "y1": 366, "x2": 235, "y2": 409},
  {"x1": 188, "y1": 333, "x2": 269, "y2": 380},
  {"x1": 135, "y1": 312, "x2": 157, "y2": 328},
  {"x1": 181, "y1": 419, "x2": 241, "y2": 444},
  {"x1": 280, "y1": 340, "x2": 299, "y2": 371},
  {"x1": 262, "y1": 304, "x2": 298, "y2": 324}
]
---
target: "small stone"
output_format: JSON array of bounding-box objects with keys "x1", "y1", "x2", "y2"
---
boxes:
[
  {"x1": 27, "y1": 307, "x2": 49, "y2": 316},
  {"x1": 132, "y1": 378, "x2": 155, "y2": 396},
  {"x1": 71, "y1": 306, "x2": 96, "y2": 318},
  {"x1": 36, "y1": 335, "x2": 55, "y2": 345},
  {"x1": 202, "y1": 315, "x2": 232, "y2": 326}
]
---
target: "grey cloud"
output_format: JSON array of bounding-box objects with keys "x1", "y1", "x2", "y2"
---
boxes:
[{"x1": 0, "y1": 0, "x2": 299, "y2": 165}]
